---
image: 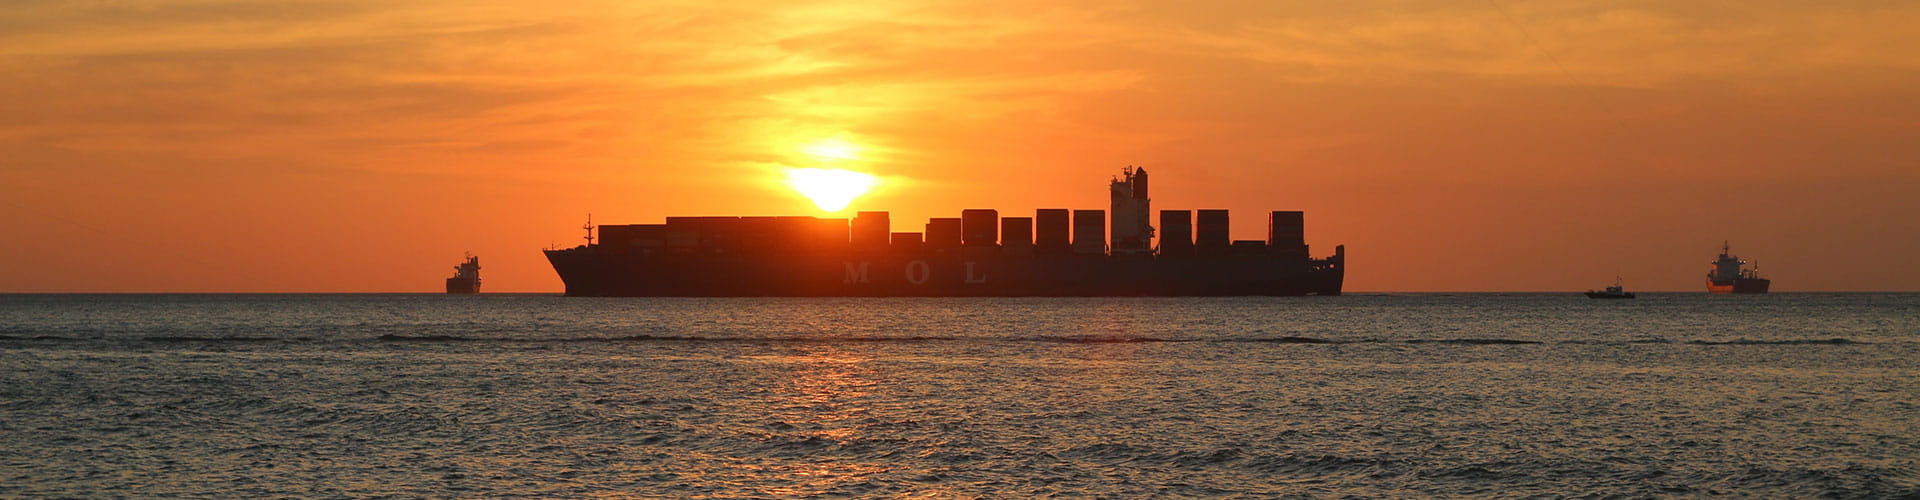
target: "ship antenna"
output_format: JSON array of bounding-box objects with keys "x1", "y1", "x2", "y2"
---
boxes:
[{"x1": 583, "y1": 213, "x2": 595, "y2": 246}]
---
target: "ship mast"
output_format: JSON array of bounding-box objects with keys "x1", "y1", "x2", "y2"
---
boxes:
[{"x1": 583, "y1": 213, "x2": 595, "y2": 246}]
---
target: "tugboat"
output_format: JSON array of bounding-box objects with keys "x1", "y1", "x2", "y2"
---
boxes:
[
  {"x1": 1706, "y1": 242, "x2": 1769, "y2": 294},
  {"x1": 446, "y1": 254, "x2": 480, "y2": 294},
  {"x1": 1585, "y1": 276, "x2": 1635, "y2": 299}
]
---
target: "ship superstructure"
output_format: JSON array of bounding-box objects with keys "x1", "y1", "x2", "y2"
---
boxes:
[
  {"x1": 1706, "y1": 242, "x2": 1769, "y2": 294},
  {"x1": 544, "y1": 169, "x2": 1344, "y2": 296},
  {"x1": 446, "y1": 254, "x2": 481, "y2": 294},
  {"x1": 1108, "y1": 167, "x2": 1153, "y2": 256}
]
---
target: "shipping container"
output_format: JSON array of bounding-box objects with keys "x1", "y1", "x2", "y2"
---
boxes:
[
  {"x1": 1073, "y1": 210, "x2": 1106, "y2": 254},
  {"x1": 812, "y1": 218, "x2": 849, "y2": 250},
  {"x1": 1035, "y1": 209, "x2": 1071, "y2": 253},
  {"x1": 598, "y1": 224, "x2": 667, "y2": 251},
  {"x1": 961, "y1": 209, "x2": 999, "y2": 246},
  {"x1": 1158, "y1": 210, "x2": 1193, "y2": 256},
  {"x1": 736, "y1": 217, "x2": 774, "y2": 246},
  {"x1": 1195, "y1": 209, "x2": 1230, "y2": 252},
  {"x1": 1230, "y1": 239, "x2": 1268, "y2": 256},
  {"x1": 1267, "y1": 211, "x2": 1305, "y2": 249},
  {"x1": 663, "y1": 216, "x2": 742, "y2": 252},
  {"x1": 666, "y1": 231, "x2": 700, "y2": 248},
  {"x1": 751, "y1": 216, "x2": 812, "y2": 251},
  {"x1": 853, "y1": 211, "x2": 890, "y2": 250},
  {"x1": 925, "y1": 218, "x2": 962, "y2": 251},
  {"x1": 596, "y1": 224, "x2": 634, "y2": 249},
  {"x1": 1001, "y1": 217, "x2": 1033, "y2": 247},
  {"x1": 890, "y1": 232, "x2": 924, "y2": 253}
]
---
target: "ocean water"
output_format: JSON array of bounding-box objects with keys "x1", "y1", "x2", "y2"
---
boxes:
[{"x1": 2, "y1": 293, "x2": 1917, "y2": 497}]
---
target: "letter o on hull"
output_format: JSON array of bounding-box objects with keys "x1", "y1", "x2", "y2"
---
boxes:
[{"x1": 905, "y1": 260, "x2": 931, "y2": 284}]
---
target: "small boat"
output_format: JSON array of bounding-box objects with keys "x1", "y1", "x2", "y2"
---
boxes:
[{"x1": 1585, "y1": 277, "x2": 1634, "y2": 299}]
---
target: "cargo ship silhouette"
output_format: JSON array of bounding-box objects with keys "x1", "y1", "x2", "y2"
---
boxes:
[
  {"x1": 446, "y1": 254, "x2": 480, "y2": 294},
  {"x1": 545, "y1": 168, "x2": 1344, "y2": 296},
  {"x1": 1707, "y1": 241, "x2": 1769, "y2": 294}
]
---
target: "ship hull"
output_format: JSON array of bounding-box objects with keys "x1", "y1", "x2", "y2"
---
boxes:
[
  {"x1": 446, "y1": 277, "x2": 479, "y2": 294},
  {"x1": 1706, "y1": 277, "x2": 1769, "y2": 294},
  {"x1": 545, "y1": 248, "x2": 1343, "y2": 297}
]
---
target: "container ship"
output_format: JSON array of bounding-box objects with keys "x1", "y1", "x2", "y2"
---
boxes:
[
  {"x1": 446, "y1": 255, "x2": 481, "y2": 294},
  {"x1": 544, "y1": 168, "x2": 1344, "y2": 296},
  {"x1": 1706, "y1": 242, "x2": 1769, "y2": 294}
]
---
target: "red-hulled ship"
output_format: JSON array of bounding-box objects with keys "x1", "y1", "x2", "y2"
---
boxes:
[
  {"x1": 544, "y1": 168, "x2": 1345, "y2": 297},
  {"x1": 1706, "y1": 242, "x2": 1769, "y2": 294}
]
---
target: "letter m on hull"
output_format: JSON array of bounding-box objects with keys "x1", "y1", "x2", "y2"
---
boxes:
[{"x1": 842, "y1": 262, "x2": 871, "y2": 283}]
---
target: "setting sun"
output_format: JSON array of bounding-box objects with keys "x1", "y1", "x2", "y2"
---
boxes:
[
  {"x1": 802, "y1": 137, "x2": 860, "y2": 161},
  {"x1": 786, "y1": 168, "x2": 877, "y2": 212}
]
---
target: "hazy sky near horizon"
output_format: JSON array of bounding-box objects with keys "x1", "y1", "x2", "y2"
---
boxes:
[{"x1": 3, "y1": 0, "x2": 1917, "y2": 292}]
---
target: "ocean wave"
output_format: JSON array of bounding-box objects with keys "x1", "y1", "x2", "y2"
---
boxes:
[
  {"x1": 1228, "y1": 336, "x2": 1340, "y2": 344},
  {"x1": 1696, "y1": 464, "x2": 1920, "y2": 498},
  {"x1": 1685, "y1": 338, "x2": 1860, "y2": 345},
  {"x1": 1403, "y1": 338, "x2": 1544, "y2": 345},
  {"x1": 1041, "y1": 335, "x2": 1186, "y2": 344},
  {"x1": 377, "y1": 334, "x2": 478, "y2": 342},
  {"x1": 0, "y1": 335, "x2": 70, "y2": 341},
  {"x1": 142, "y1": 336, "x2": 289, "y2": 342}
]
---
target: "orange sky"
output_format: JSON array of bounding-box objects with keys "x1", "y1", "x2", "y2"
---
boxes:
[{"x1": 3, "y1": 1, "x2": 1917, "y2": 292}]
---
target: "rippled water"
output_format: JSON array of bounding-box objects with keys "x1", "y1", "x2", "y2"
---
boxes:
[{"x1": 3, "y1": 293, "x2": 1917, "y2": 497}]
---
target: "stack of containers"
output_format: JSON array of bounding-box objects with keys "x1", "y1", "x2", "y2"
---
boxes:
[
  {"x1": 596, "y1": 225, "x2": 637, "y2": 251},
  {"x1": 1035, "y1": 209, "x2": 1071, "y2": 256},
  {"x1": 1267, "y1": 211, "x2": 1307, "y2": 257},
  {"x1": 811, "y1": 218, "x2": 849, "y2": 251},
  {"x1": 961, "y1": 209, "x2": 1000, "y2": 257},
  {"x1": 737, "y1": 217, "x2": 777, "y2": 252},
  {"x1": 666, "y1": 216, "x2": 743, "y2": 254},
  {"x1": 1195, "y1": 209, "x2": 1230, "y2": 255},
  {"x1": 1158, "y1": 210, "x2": 1192, "y2": 257},
  {"x1": 1072, "y1": 210, "x2": 1106, "y2": 255},
  {"x1": 925, "y1": 218, "x2": 962, "y2": 252},
  {"x1": 1001, "y1": 217, "x2": 1034, "y2": 255},
  {"x1": 852, "y1": 211, "x2": 890, "y2": 252},
  {"x1": 961, "y1": 209, "x2": 999, "y2": 247},
  {"x1": 890, "y1": 232, "x2": 924, "y2": 253}
]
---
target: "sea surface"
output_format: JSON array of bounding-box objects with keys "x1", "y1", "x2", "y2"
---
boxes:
[{"x1": 2, "y1": 293, "x2": 1917, "y2": 498}]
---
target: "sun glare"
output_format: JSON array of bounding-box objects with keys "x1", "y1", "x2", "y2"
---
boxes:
[
  {"x1": 786, "y1": 168, "x2": 877, "y2": 212},
  {"x1": 802, "y1": 137, "x2": 860, "y2": 161}
]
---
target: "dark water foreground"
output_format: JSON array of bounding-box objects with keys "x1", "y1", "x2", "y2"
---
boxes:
[{"x1": 2, "y1": 293, "x2": 1917, "y2": 497}]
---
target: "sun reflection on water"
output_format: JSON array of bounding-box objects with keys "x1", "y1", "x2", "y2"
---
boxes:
[{"x1": 754, "y1": 344, "x2": 892, "y2": 494}]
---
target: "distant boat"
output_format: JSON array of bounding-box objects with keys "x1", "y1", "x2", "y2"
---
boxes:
[
  {"x1": 1585, "y1": 277, "x2": 1635, "y2": 299},
  {"x1": 1707, "y1": 241, "x2": 1769, "y2": 294},
  {"x1": 446, "y1": 254, "x2": 480, "y2": 294}
]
